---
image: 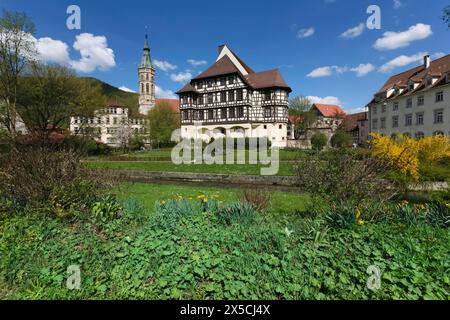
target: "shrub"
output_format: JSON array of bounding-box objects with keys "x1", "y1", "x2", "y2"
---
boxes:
[
  {"x1": 241, "y1": 188, "x2": 271, "y2": 212},
  {"x1": 323, "y1": 201, "x2": 364, "y2": 228},
  {"x1": 61, "y1": 136, "x2": 112, "y2": 156},
  {"x1": 330, "y1": 131, "x2": 352, "y2": 148},
  {"x1": 91, "y1": 194, "x2": 122, "y2": 222},
  {"x1": 294, "y1": 148, "x2": 399, "y2": 204},
  {"x1": 426, "y1": 202, "x2": 450, "y2": 228},
  {"x1": 310, "y1": 132, "x2": 328, "y2": 151},
  {"x1": 216, "y1": 201, "x2": 258, "y2": 226},
  {"x1": 152, "y1": 199, "x2": 199, "y2": 228}
]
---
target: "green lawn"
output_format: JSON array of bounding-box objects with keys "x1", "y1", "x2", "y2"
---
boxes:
[
  {"x1": 114, "y1": 182, "x2": 309, "y2": 217},
  {"x1": 85, "y1": 161, "x2": 295, "y2": 176}
]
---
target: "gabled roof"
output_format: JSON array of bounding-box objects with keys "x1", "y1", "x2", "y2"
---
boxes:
[
  {"x1": 377, "y1": 54, "x2": 450, "y2": 94},
  {"x1": 193, "y1": 55, "x2": 242, "y2": 80},
  {"x1": 179, "y1": 45, "x2": 291, "y2": 93},
  {"x1": 245, "y1": 69, "x2": 291, "y2": 92},
  {"x1": 313, "y1": 104, "x2": 346, "y2": 118},
  {"x1": 342, "y1": 112, "x2": 368, "y2": 132}
]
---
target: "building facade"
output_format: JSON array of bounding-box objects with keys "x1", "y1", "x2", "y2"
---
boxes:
[
  {"x1": 176, "y1": 45, "x2": 291, "y2": 148},
  {"x1": 367, "y1": 54, "x2": 450, "y2": 138},
  {"x1": 342, "y1": 111, "x2": 369, "y2": 146}
]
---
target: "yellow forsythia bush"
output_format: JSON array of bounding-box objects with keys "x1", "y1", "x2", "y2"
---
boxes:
[{"x1": 370, "y1": 133, "x2": 450, "y2": 180}]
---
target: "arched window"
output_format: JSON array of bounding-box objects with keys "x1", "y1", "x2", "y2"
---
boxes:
[
  {"x1": 415, "y1": 132, "x2": 425, "y2": 140},
  {"x1": 141, "y1": 83, "x2": 144, "y2": 93},
  {"x1": 146, "y1": 73, "x2": 149, "y2": 81},
  {"x1": 433, "y1": 131, "x2": 444, "y2": 136},
  {"x1": 146, "y1": 83, "x2": 149, "y2": 94}
]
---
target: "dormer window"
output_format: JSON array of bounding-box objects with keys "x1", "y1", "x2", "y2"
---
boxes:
[
  {"x1": 426, "y1": 77, "x2": 433, "y2": 86},
  {"x1": 394, "y1": 88, "x2": 400, "y2": 95}
]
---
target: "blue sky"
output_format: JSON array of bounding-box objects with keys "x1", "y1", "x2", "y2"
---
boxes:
[{"x1": 2, "y1": 0, "x2": 449, "y2": 113}]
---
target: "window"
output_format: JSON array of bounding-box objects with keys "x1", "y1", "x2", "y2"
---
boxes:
[
  {"x1": 382, "y1": 105, "x2": 386, "y2": 113},
  {"x1": 236, "y1": 89, "x2": 243, "y2": 101},
  {"x1": 417, "y1": 96, "x2": 424, "y2": 106},
  {"x1": 434, "y1": 131, "x2": 445, "y2": 136},
  {"x1": 221, "y1": 109, "x2": 227, "y2": 119},
  {"x1": 409, "y1": 83, "x2": 414, "y2": 91},
  {"x1": 219, "y1": 78, "x2": 224, "y2": 86},
  {"x1": 415, "y1": 132, "x2": 424, "y2": 139},
  {"x1": 113, "y1": 117, "x2": 118, "y2": 125},
  {"x1": 229, "y1": 108, "x2": 235, "y2": 118},
  {"x1": 263, "y1": 107, "x2": 272, "y2": 118},
  {"x1": 228, "y1": 76, "x2": 235, "y2": 85},
  {"x1": 106, "y1": 117, "x2": 110, "y2": 124},
  {"x1": 279, "y1": 125, "x2": 282, "y2": 129},
  {"x1": 228, "y1": 91, "x2": 235, "y2": 102},
  {"x1": 393, "y1": 102, "x2": 399, "y2": 111},
  {"x1": 392, "y1": 116, "x2": 399, "y2": 128},
  {"x1": 405, "y1": 114, "x2": 412, "y2": 126},
  {"x1": 372, "y1": 119, "x2": 378, "y2": 129},
  {"x1": 263, "y1": 125, "x2": 267, "y2": 129},
  {"x1": 380, "y1": 118, "x2": 386, "y2": 129},
  {"x1": 221, "y1": 92, "x2": 227, "y2": 102},
  {"x1": 237, "y1": 107, "x2": 244, "y2": 117},
  {"x1": 199, "y1": 110, "x2": 204, "y2": 120},
  {"x1": 264, "y1": 91, "x2": 271, "y2": 101},
  {"x1": 207, "y1": 80, "x2": 212, "y2": 88},
  {"x1": 416, "y1": 112, "x2": 424, "y2": 125},
  {"x1": 208, "y1": 109, "x2": 214, "y2": 120},
  {"x1": 146, "y1": 74, "x2": 149, "y2": 81},
  {"x1": 207, "y1": 94, "x2": 213, "y2": 104},
  {"x1": 436, "y1": 91, "x2": 444, "y2": 103},
  {"x1": 199, "y1": 95, "x2": 204, "y2": 105},
  {"x1": 406, "y1": 98, "x2": 412, "y2": 108},
  {"x1": 426, "y1": 77, "x2": 432, "y2": 86},
  {"x1": 146, "y1": 83, "x2": 149, "y2": 94},
  {"x1": 197, "y1": 82, "x2": 203, "y2": 89},
  {"x1": 182, "y1": 110, "x2": 189, "y2": 121},
  {"x1": 434, "y1": 109, "x2": 443, "y2": 123},
  {"x1": 373, "y1": 106, "x2": 377, "y2": 115}
]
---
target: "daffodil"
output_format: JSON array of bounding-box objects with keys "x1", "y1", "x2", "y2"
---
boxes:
[
  {"x1": 358, "y1": 219, "x2": 365, "y2": 226},
  {"x1": 355, "y1": 208, "x2": 361, "y2": 219}
]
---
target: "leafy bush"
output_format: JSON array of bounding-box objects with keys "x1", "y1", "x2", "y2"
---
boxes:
[
  {"x1": 61, "y1": 136, "x2": 112, "y2": 156},
  {"x1": 323, "y1": 201, "x2": 364, "y2": 228},
  {"x1": 426, "y1": 202, "x2": 450, "y2": 228},
  {"x1": 310, "y1": 132, "x2": 328, "y2": 151},
  {"x1": 216, "y1": 201, "x2": 258, "y2": 226},
  {"x1": 152, "y1": 199, "x2": 200, "y2": 228},
  {"x1": 91, "y1": 194, "x2": 122, "y2": 222},
  {"x1": 241, "y1": 188, "x2": 271, "y2": 212},
  {"x1": 330, "y1": 131, "x2": 352, "y2": 148}
]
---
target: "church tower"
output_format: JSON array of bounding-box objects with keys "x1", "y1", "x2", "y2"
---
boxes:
[{"x1": 138, "y1": 33, "x2": 155, "y2": 115}]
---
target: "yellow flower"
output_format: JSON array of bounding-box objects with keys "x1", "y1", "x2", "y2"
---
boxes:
[
  {"x1": 160, "y1": 200, "x2": 166, "y2": 205},
  {"x1": 355, "y1": 208, "x2": 361, "y2": 219},
  {"x1": 203, "y1": 198, "x2": 208, "y2": 203},
  {"x1": 445, "y1": 203, "x2": 450, "y2": 209},
  {"x1": 358, "y1": 219, "x2": 365, "y2": 225},
  {"x1": 197, "y1": 195, "x2": 205, "y2": 199}
]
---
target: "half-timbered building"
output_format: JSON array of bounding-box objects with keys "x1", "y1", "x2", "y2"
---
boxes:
[{"x1": 176, "y1": 45, "x2": 291, "y2": 148}]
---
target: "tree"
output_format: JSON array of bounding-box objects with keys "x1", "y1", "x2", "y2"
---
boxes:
[
  {"x1": 290, "y1": 110, "x2": 317, "y2": 139},
  {"x1": 147, "y1": 102, "x2": 180, "y2": 148},
  {"x1": 330, "y1": 130, "x2": 352, "y2": 148},
  {"x1": 289, "y1": 95, "x2": 312, "y2": 112},
  {"x1": 443, "y1": 5, "x2": 450, "y2": 28},
  {"x1": 310, "y1": 132, "x2": 328, "y2": 151},
  {"x1": 16, "y1": 63, "x2": 106, "y2": 143},
  {"x1": 0, "y1": 10, "x2": 36, "y2": 143}
]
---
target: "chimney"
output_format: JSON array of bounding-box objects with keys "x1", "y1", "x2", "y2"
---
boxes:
[
  {"x1": 424, "y1": 55, "x2": 430, "y2": 69},
  {"x1": 218, "y1": 44, "x2": 225, "y2": 55}
]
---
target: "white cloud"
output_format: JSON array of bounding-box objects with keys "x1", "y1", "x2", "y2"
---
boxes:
[
  {"x1": 306, "y1": 95, "x2": 342, "y2": 106},
  {"x1": 297, "y1": 27, "x2": 315, "y2": 38},
  {"x1": 154, "y1": 59, "x2": 177, "y2": 72},
  {"x1": 170, "y1": 71, "x2": 192, "y2": 83},
  {"x1": 350, "y1": 63, "x2": 375, "y2": 77},
  {"x1": 119, "y1": 86, "x2": 136, "y2": 93},
  {"x1": 374, "y1": 23, "x2": 432, "y2": 50},
  {"x1": 30, "y1": 33, "x2": 116, "y2": 73},
  {"x1": 155, "y1": 85, "x2": 177, "y2": 99},
  {"x1": 35, "y1": 37, "x2": 71, "y2": 65},
  {"x1": 394, "y1": 0, "x2": 402, "y2": 9},
  {"x1": 345, "y1": 107, "x2": 367, "y2": 114},
  {"x1": 70, "y1": 33, "x2": 116, "y2": 73},
  {"x1": 340, "y1": 23, "x2": 365, "y2": 39},
  {"x1": 307, "y1": 65, "x2": 348, "y2": 78},
  {"x1": 188, "y1": 59, "x2": 207, "y2": 67},
  {"x1": 432, "y1": 52, "x2": 445, "y2": 59},
  {"x1": 379, "y1": 52, "x2": 428, "y2": 73}
]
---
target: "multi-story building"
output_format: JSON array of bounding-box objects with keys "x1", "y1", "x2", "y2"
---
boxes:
[
  {"x1": 367, "y1": 54, "x2": 450, "y2": 138},
  {"x1": 70, "y1": 34, "x2": 179, "y2": 147},
  {"x1": 342, "y1": 111, "x2": 369, "y2": 146},
  {"x1": 176, "y1": 45, "x2": 291, "y2": 148}
]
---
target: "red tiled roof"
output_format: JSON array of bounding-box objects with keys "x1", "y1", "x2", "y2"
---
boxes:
[
  {"x1": 288, "y1": 115, "x2": 304, "y2": 124},
  {"x1": 342, "y1": 112, "x2": 368, "y2": 132},
  {"x1": 193, "y1": 55, "x2": 242, "y2": 80},
  {"x1": 176, "y1": 82, "x2": 197, "y2": 94},
  {"x1": 155, "y1": 98, "x2": 180, "y2": 113},
  {"x1": 313, "y1": 104, "x2": 345, "y2": 118}
]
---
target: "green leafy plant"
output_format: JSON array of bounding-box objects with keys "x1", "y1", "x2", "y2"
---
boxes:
[
  {"x1": 216, "y1": 201, "x2": 258, "y2": 226},
  {"x1": 91, "y1": 194, "x2": 122, "y2": 222},
  {"x1": 323, "y1": 202, "x2": 362, "y2": 228},
  {"x1": 310, "y1": 132, "x2": 328, "y2": 151},
  {"x1": 426, "y1": 202, "x2": 450, "y2": 228}
]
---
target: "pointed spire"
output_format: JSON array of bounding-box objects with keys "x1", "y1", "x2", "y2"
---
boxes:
[{"x1": 140, "y1": 32, "x2": 152, "y2": 68}]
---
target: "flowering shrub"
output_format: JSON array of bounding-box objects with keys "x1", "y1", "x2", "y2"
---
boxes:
[{"x1": 370, "y1": 134, "x2": 450, "y2": 180}]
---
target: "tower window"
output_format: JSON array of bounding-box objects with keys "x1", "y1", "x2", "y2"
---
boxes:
[
  {"x1": 146, "y1": 83, "x2": 149, "y2": 94},
  {"x1": 146, "y1": 73, "x2": 149, "y2": 81}
]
